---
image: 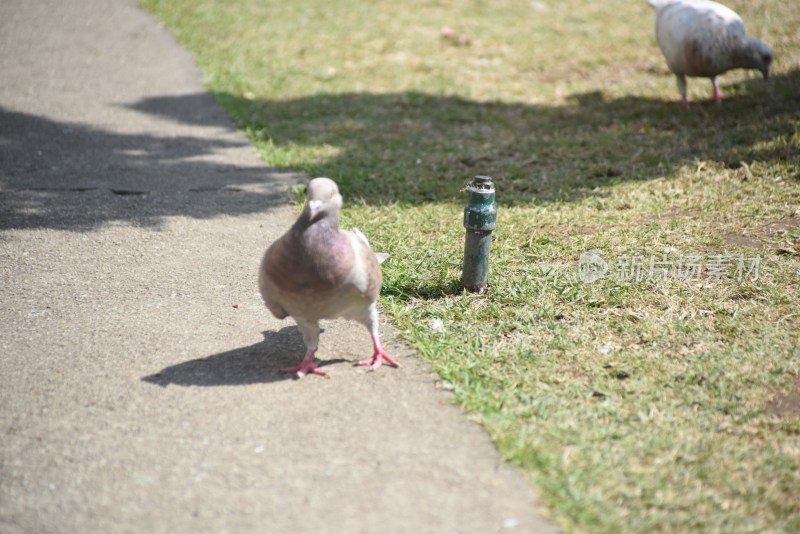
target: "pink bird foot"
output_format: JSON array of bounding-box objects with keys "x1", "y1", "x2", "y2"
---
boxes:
[
  {"x1": 280, "y1": 350, "x2": 327, "y2": 378},
  {"x1": 356, "y1": 341, "x2": 400, "y2": 371},
  {"x1": 713, "y1": 82, "x2": 723, "y2": 103}
]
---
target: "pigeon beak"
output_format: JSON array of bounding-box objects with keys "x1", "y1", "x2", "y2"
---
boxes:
[
  {"x1": 308, "y1": 199, "x2": 323, "y2": 221},
  {"x1": 763, "y1": 68, "x2": 770, "y2": 80}
]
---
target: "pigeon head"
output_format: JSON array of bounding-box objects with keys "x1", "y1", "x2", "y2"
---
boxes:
[
  {"x1": 741, "y1": 37, "x2": 772, "y2": 80},
  {"x1": 305, "y1": 177, "x2": 343, "y2": 223}
]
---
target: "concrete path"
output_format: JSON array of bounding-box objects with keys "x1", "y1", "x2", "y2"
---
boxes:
[{"x1": 0, "y1": 1, "x2": 557, "y2": 532}]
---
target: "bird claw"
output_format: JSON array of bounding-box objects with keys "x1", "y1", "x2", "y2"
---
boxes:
[
  {"x1": 280, "y1": 360, "x2": 328, "y2": 378},
  {"x1": 356, "y1": 348, "x2": 400, "y2": 370}
]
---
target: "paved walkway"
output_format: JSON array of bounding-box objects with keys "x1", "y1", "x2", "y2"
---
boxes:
[{"x1": 0, "y1": 1, "x2": 557, "y2": 532}]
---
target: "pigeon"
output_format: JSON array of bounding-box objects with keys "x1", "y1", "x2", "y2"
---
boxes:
[
  {"x1": 647, "y1": 0, "x2": 772, "y2": 107},
  {"x1": 258, "y1": 177, "x2": 399, "y2": 378}
]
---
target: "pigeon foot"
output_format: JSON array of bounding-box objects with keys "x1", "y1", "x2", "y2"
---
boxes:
[
  {"x1": 280, "y1": 351, "x2": 327, "y2": 378},
  {"x1": 356, "y1": 346, "x2": 400, "y2": 370},
  {"x1": 712, "y1": 80, "x2": 723, "y2": 103}
]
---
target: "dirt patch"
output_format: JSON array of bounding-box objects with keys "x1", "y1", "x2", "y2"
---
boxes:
[
  {"x1": 722, "y1": 232, "x2": 764, "y2": 249},
  {"x1": 767, "y1": 376, "x2": 800, "y2": 419},
  {"x1": 757, "y1": 218, "x2": 800, "y2": 240},
  {"x1": 723, "y1": 217, "x2": 800, "y2": 250}
]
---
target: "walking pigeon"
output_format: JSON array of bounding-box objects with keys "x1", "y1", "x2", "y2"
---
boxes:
[
  {"x1": 259, "y1": 177, "x2": 399, "y2": 377},
  {"x1": 648, "y1": 0, "x2": 772, "y2": 107}
]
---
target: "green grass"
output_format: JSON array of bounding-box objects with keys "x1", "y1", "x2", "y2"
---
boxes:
[{"x1": 142, "y1": 0, "x2": 800, "y2": 530}]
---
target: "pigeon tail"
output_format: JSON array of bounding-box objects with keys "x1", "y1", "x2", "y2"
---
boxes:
[
  {"x1": 647, "y1": 0, "x2": 675, "y2": 11},
  {"x1": 353, "y1": 228, "x2": 390, "y2": 264}
]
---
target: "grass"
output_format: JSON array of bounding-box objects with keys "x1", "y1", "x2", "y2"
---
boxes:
[{"x1": 142, "y1": 0, "x2": 800, "y2": 531}]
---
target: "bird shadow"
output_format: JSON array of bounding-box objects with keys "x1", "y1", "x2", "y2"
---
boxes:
[{"x1": 141, "y1": 327, "x2": 349, "y2": 386}]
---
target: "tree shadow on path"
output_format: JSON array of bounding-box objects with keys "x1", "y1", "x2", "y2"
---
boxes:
[{"x1": 0, "y1": 105, "x2": 302, "y2": 231}]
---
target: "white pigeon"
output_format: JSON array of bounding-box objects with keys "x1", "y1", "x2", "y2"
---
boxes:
[
  {"x1": 259, "y1": 177, "x2": 398, "y2": 378},
  {"x1": 648, "y1": 0, "x2": 772, "y2": 107}
]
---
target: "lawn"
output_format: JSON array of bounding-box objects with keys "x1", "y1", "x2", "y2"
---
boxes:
[{"x1": 142, "y1": 0, "x2": 800, "y2": 531}]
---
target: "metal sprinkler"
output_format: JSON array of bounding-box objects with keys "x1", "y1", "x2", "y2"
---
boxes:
[{"x1": 461, "y1": 176, "x2": 496, "y2": 293}]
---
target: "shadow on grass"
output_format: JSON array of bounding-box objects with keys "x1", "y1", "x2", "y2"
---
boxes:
[
  {"x1": 382, "y1": 275, "x2": 466, "y2": 301},
  {"x1": 132, "y1": 70, "x2": 798, "y2": 205},
  {"x1": 4, "y1": 71, "x2": 795, "y2": 231},
  {"x1": 141, "y1": 327, "x2": 349, "y2": 386}
]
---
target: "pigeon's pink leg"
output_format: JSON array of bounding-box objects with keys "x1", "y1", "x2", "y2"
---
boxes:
[
  {"x1": 280, "y1": 349, "x2": 327, "y2": 378},
  {"x1": 677, "y1": 75, "x2": 689, "y2": 109},
  {"x1": 712, "y1": 78, "x2": 723, "y2": 103},
  {"x1": 356, "y1": 336, "x2": 400, "y2": 370}
]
